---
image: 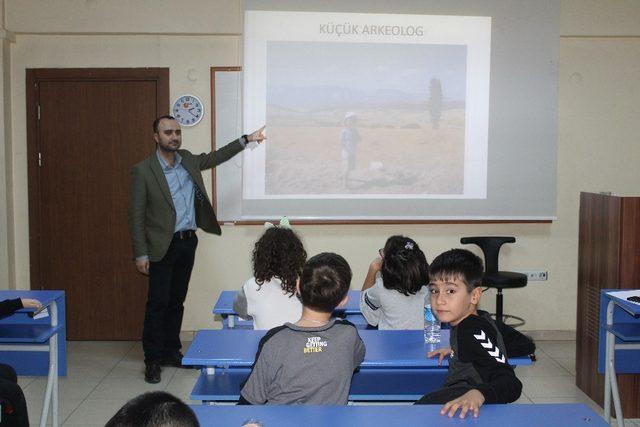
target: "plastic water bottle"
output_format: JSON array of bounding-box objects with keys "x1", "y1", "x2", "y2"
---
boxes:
[{"x1": 424, "y1": 299, "x2": 441, "y2": 344}]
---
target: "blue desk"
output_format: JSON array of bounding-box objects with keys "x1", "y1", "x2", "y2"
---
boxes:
[
  {"x1": 184, "y1": 329, "x2": 530, "y2": 402},
  {"x1": 189, "y1": 367, "x2": 447, "y2": 402},
  {"x1": 0, "y1": 290, "x2": 65, "y2": 427},
  {"x1": 190, "y1": 403, "x2": 607, "y2": 427},
  {"x1": 599, "y1": 289, "x2": 640, "y2": 427},
  {"x1": 213, "y1": 290, "x2": 364, "y2": 329},
  {"x1": 0, "y1": 291, "x2": 66, "y2": 376}
]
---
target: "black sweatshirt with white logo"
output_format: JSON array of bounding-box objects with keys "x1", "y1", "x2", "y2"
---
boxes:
[{"x1": 444, "y1": 313, "x2": 522, "y2": 403}]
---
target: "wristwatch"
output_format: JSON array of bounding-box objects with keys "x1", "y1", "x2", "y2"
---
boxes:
[{"x1": 241, "y1": 134, "x2": 249, "y2": 146}]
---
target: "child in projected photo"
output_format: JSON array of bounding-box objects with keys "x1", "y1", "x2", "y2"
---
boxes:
[{"x1": 340, "y1": 111, "x2": 361, "y2": 188}]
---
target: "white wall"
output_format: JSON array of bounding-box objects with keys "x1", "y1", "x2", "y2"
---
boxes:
[
  {"x1": 0, "y1": 0, "x2": 13, "y2": 288},
  {"x1": 2, "y1": 0, "x2": 639, "y2": 334},
  {"x1": 5, "y1": 0, "x2": 241, "y2": 34}
]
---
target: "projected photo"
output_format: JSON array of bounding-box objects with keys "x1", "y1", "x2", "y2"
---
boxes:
[{"x1": 264, "y1": 41, "x2": 467, "y2": 196}]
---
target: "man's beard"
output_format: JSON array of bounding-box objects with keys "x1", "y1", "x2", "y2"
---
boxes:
[{"x1": 159, "y1": 142, "x2": 180, "y2": 152}]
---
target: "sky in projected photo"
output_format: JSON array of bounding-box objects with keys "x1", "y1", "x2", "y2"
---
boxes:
[{"x1": 267, "y1": 41, "x2": 467, "y2": 112}]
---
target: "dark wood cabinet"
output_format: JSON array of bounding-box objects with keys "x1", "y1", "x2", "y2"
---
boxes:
[{"x1": 576, "y1": 192, "x2": 640, "y2": 417}]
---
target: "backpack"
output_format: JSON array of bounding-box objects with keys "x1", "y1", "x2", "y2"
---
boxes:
[{"x1": 478, "y1": 310, "x2": 536, "y2": 359}]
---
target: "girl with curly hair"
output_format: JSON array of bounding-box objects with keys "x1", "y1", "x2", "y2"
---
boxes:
[
  {"x1": 360, "y1": 235, "x2": 429, "y2": 329},
  {"x1": 233, "y1": 222, "x2": 307, "y2": 329}
]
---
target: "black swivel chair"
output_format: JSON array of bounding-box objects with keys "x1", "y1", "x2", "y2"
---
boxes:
[{"x1": 460, "y1": 236, "x2": 528, "y2": 326}]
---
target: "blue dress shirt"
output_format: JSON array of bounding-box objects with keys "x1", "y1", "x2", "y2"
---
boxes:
[
  {"x1": 156, "y1": 150, "x2": 197, "y2": 233},
  {"x1": 135, "y1": 151, "x2": 199, "y2": 262}
]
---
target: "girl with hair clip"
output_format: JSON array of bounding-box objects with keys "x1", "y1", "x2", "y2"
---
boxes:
[
  {"x1": 360, "y1": 235, "x2": 429, "y2": 329},
  {"x1": 233, "y1": 217, "x2": 307, "y2": 330}
]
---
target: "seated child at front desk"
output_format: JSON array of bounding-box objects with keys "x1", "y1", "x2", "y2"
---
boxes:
[
  {"x1": 416, "y1": 249, "x2": 533, "y2": 419},
  {"x1": 233, "y1": 219, "x2": 306, "y2": 330},
  {"x1": 239, "y1": 253, "x2": 365, "y2": 405},
  {"x1": 360, "y1": 235, "x2": 429, "y2": 329}
]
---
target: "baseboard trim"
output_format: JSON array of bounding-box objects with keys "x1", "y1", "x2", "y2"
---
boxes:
[{"x1": 521, "y1": 330, "x2": 576, "y2": 341}]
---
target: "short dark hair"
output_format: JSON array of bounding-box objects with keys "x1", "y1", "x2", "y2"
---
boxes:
[
  {"x1": 298, "y1": 252, "x2": 351, "y2": 313},
  {"x1": 381, "y1": 235, "x2": 429, "y2": 295},
  {"x1": 253, "y1": 227, "x2": 307, "y2": 296},
  {"x1": 105, "y1": 391, "x2": 199, "y2": 427},
  {"x1": 153, "y1": 115, "x2": 176, "y2": 133},
  {"x1": 429, "y1": 248, "x2": 484, "y2": 292}
]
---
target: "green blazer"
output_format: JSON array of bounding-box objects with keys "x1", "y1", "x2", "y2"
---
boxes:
[{"x1": 128, "y1": 139, "x2": 244, "y2": 262}]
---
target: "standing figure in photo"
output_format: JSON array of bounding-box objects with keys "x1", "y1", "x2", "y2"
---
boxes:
[
  {"x1": 340, "y1": 111, "x2": 361, "y2": 189},
  {"x1": 428, "y1": 78, "x2": 443, "y2": 129},
  {"x1": 129, "y1": 115, "x2": 265, "y2": 384}
]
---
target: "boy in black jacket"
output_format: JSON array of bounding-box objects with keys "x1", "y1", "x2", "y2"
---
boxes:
[{"x1": 415, "y1": 249, "x2": 523, "y2": 418}]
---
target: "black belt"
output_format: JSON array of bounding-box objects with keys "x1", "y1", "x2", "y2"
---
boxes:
[{"x1": 174, "y1": 230, "x2": 196, "y2": 240}]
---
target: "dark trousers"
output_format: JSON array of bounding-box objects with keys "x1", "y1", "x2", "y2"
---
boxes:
[
  {"x1": 415, "y1": 385, "x2": 472, "y2": 405},
  {"x1": 143, "y1": 234, "x2": 198, "y2": 363},
  {"x1": 0, "y1": 363, "x2": 29, "y2": 427}
]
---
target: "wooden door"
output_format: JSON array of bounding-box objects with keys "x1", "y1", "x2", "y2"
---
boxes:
[{"x1": 26, "y1": 69, "x2": 169, "y2": 339}]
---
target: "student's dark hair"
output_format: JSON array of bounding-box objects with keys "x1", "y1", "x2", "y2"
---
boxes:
[
  {"x1": 429, "y1": 248, "x2": 484, "y2": 292},
  {"x1": 153, "y1": 115, "x2": 176, "y2": 133},
  {"x1": 298, "y1": 252, "x2": 351, "y2": 313},
  {"x1": 252, "y1": 227, "x2": 307, "y2": 296},
  {"x1": 105, "y1": 391, "x2": 199, "y2": 427},
  {"x1": 381, "y1": 235, "x2": 429, "y2": 296}
]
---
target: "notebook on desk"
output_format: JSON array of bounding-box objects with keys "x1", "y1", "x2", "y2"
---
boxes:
[{"x1": 606, "y1": 290, "x2": 640, "y2": 306}]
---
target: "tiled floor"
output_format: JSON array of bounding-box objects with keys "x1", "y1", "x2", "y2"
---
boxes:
[{"x1": 18, "y1": 340, "x2": 639, "y2": 426}]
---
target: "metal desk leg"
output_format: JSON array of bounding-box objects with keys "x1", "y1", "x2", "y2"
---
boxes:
[
  {"x1": 608, "y1": 356, "x2": 623, "y2": 427},
  {"x1": 604, "y1": 302, "x2": 612, "y2": 423},
  {"x1": 605, "y1": 300, "x2": 623, "y2": 427},
  {"x1": 202, "y1": 366, "x2": 217, "y2": 405},
  {"x1": 604, "y1": 343, "x2": 611, "y2": 422},
  {"x1": 228, "y1": 315, "x2": 235, "y2": 329},
  {"x1": 39, "y1": 301, "x2": 59, "y2": 427},
  {"x1": 52, "y1": 302, "x2": 59, "y2": 427}
]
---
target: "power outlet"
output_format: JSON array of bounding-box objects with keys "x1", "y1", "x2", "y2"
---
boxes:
[{"x1": 523, "y1": 271, "x2": 548, "y2": 281}]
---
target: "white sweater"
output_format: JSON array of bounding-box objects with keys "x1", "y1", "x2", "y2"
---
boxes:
[{"x1": 233, "y1": 277, "x2": 303, "y2": 330}]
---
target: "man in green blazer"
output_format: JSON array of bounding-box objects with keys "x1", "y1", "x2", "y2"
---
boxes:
[{"x1": 129, "y1": 115, "x2": 265, "y2": 383}]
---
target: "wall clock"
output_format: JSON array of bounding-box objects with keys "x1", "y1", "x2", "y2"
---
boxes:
[{"x1": 172, "y1": 94, "x2": 204, "y2": 126}]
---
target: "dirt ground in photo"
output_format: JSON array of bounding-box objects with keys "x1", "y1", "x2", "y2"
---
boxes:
[{"x1": 265, "y1": 109, "x2": 465, "y2": 195}]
